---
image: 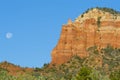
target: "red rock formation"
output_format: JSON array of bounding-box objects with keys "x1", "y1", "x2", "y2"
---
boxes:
[
  {"x1": 51, "y1": 8, "x2": 120, "y2": 65},
  {"x1": 0, "y1": 61, "x2": 33, "y2": 76}
]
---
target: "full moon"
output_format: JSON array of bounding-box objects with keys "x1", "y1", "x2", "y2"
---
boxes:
[{"x1": 6, "y1": 32, "x2": 13, "y2": 39}]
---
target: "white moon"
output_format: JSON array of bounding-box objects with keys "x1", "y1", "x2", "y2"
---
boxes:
[{"x1": 6, "y1": 32, "x2": 13, "y2": 39}]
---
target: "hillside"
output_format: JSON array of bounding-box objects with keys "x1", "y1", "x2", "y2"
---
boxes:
[
  {"x1": 0, "y1": 61, "x2": 33, "y2": 75},
  {"x1": 38, "y1": 45, "x2": 120, "y2": 79},
  {"x1": 1, "y1": 45, "x2": 119, "y2": 80},
  {"x1": 0, "y1": 7, "x2": 120, "y2": 80}
]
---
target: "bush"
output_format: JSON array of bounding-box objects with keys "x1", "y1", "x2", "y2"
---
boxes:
[
  {"x1": 97, "y1": 17, "x2": 101, "y2": 28},
  {"x1": 75, "y1": 67, "x2": 92, "y2": 80},
  {"x1": 110, "y1": 70, "x2": 120, "y2": 80}
]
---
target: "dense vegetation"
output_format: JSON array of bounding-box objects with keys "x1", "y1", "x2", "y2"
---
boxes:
[{"x1": 0, "y1": 45, "x2": 120, "y2": 80}]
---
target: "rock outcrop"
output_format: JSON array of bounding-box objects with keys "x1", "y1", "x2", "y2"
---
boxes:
[{"x1": 51, "y1": 8, "x2": 120, "y2": 65}]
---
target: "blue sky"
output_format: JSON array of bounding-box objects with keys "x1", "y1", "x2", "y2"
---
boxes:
[{"x1": 0, "y1": 0, "x2": 120, "y2": 68}]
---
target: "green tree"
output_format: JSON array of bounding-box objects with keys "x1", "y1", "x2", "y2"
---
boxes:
[{"x1": 75, "y1": 67, "x2": 92, "y2": 80}]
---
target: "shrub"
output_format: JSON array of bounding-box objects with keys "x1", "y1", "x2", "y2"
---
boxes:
[
  {"x1": 75, "y1": 67, "x2": 92, "y2": 80},
  {"x1": 110, "y1": 70, "x2": 120, "y2": 80},
  {"x1": 97, "y1": 17, "x2": 101, "y2": 28}
]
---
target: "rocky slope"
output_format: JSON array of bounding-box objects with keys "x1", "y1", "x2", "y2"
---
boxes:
[
  {"x1": 39, "y1": 45, "x2": 120, "y2": 79},
  {"x1": 0, "y1": 61, "x2": 33, "y2": 76},
  {"x1": 51, "y1": 7, "x2": 120, "y2": 65}
]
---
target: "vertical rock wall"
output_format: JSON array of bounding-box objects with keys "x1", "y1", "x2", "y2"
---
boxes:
[{"x1": 51, "y1": 18, "x2": 120, "y2": 65}]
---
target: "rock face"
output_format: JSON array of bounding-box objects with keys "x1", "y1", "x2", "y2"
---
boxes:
[{"x1": 51, "y1": 8, "x2": 120, "y2": 65}]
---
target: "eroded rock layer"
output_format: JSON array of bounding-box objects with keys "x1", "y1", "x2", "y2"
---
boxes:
[{"x1": 51, "y1": 8, "x2": 120, "y2": 65}]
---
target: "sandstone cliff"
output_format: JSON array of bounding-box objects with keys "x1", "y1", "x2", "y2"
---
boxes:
[{"x1": 51, "y1": 7, "x2": 120, "y2": 65}]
